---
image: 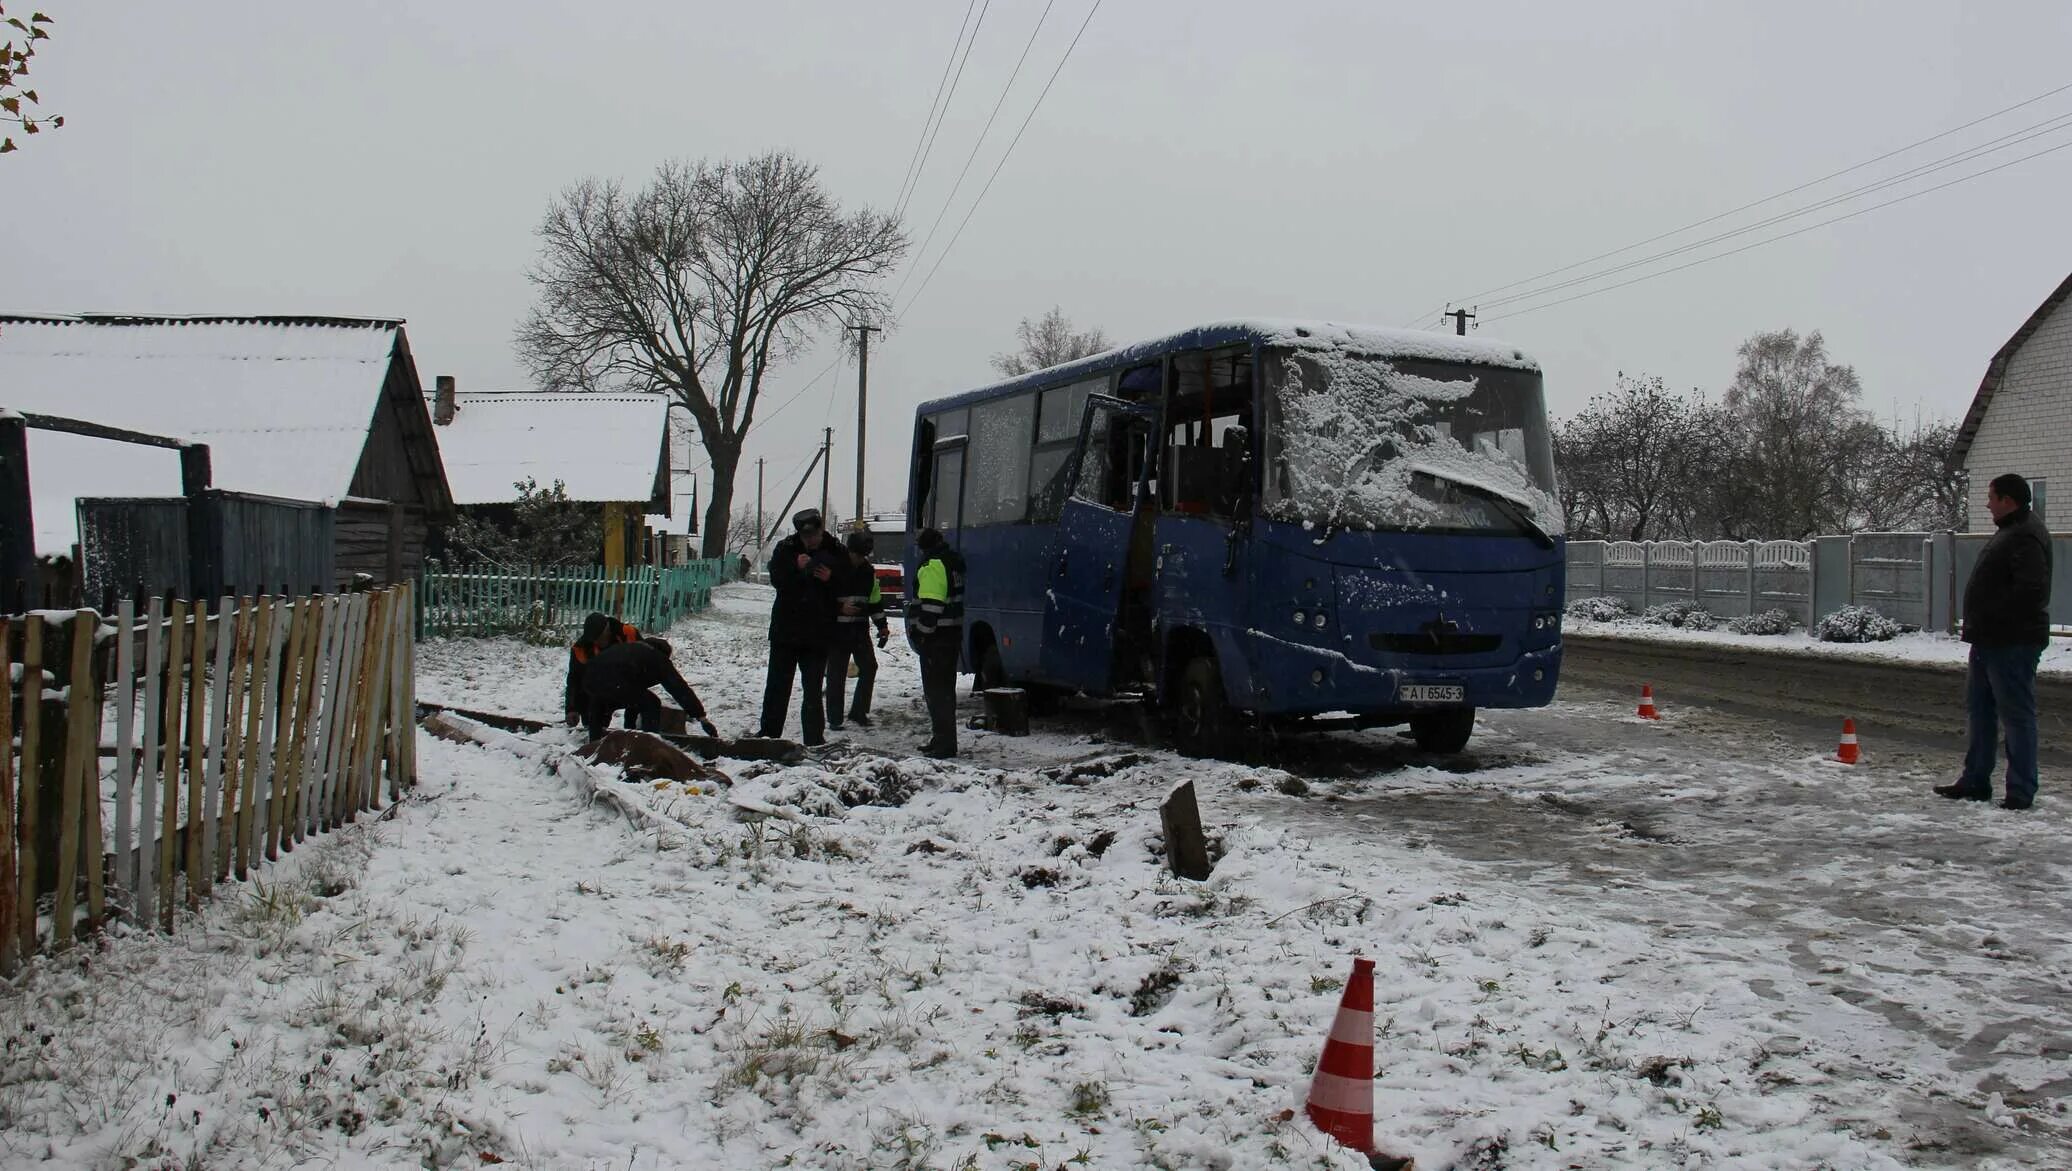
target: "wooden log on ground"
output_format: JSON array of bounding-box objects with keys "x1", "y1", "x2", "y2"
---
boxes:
[{"x1": 1160, "y1": 779, "x2": 1213, "y2": 881}]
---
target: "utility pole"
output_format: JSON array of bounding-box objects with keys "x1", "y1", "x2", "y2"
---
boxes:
[
  {"x1": 755, "y1": 458, "x2": 765, "y2": 550},
  {"x1": 820, "y1": 427, "x2": 832, "y2": 524},
  {"x1": 1445, "y1": 306, "x2": 1477, "y2": 335},
  {"x1": 850, "y1": 321, "x2": 881, "y2": 527}
]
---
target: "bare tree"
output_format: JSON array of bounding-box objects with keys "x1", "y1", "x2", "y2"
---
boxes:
[
  {"x1": 517, "y1": 153, "x2": 907, "y2": 557},
  {"x1": 990, "y1": 307, "x2": 1110, "y2": 377},
  {"x1": 1, "y1": 5, "x2": 62, "y2": 155},
  {"x1": 1552, "y1": 373, "x2": 1708, "y2": 540},
  {"x1": 1719, "y1": 329, "x2": 1882, "y2": 539}
]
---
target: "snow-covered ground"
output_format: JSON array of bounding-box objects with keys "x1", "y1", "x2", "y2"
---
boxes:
[
  {"x1": 1567, "y1": 615, "x2": 2072, "y2": 677},
  {"x1": 5, "y1": 583, "x2": 2069, "y2": 1169}
]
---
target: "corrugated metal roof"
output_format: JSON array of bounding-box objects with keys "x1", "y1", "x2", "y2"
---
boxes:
[
  {"x1": 0, "y1": 314, "x2": 409, "y2": 554},
  {"x1": 434, "y1": 391, "x2": 672, "y2": 507}
]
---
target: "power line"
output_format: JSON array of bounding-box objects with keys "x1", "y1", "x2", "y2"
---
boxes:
[
  {"x1": 889, "y1": 0, "x2": 1058, "y2": 307},
  {"x1": 1479, "y1": 109, "x2": 2072, "y2": 314},
  {"x1": 897, "y1": 0, "x2": 1104, "y2": 320},
  {"x1": 895, "y1": 0, "x2": 993, "y2": 221},
  {"x1": 1481, "y1": 136, "x2": 2072, "y2": 325},
  {"x1": 891, "y1": 0, "x2": 980, "y2": 216},
  {"x1": 1454, "y1": 78, "x2": 2072, "y2": 308}
]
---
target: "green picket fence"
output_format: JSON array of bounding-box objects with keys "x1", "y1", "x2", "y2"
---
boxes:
[{"x1": 417, "y1": 561, "x2": 728, "y2": 640}]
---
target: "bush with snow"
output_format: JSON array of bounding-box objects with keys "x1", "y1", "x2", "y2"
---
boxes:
[
  {"x1": 1727, "y1": 608, "x2": 1798, "y2": 636},
  {"x1": 1565, "y1": 596, "x2": 1633, "y2": 623},
  {"x1": 1642, "y1": 601, "x2": 1718, "y2": 630},
  {"x1": 1814, "y1": 605, "x2": 1902, "y2": 643}
]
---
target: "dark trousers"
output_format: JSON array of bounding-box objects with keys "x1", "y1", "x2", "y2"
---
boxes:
[
  {"x1": 1961, "y1": 642, "x2": 2046, "y2": 803},
  {"x1": 825, "y1": 626, "x2": 879, "y2": 726},
  {"x1": 760, "y1": 641, "x2": 829, "y2": 745},
  {"x1": 918, "y1": 632, "x2": 961, "y2": 753},
  {"x1": 585, "y1": 688, "x2": 660, "y2": 742}
]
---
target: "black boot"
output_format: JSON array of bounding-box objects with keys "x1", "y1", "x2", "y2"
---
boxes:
[{"x1": 1934, "y1": 783, "x2": 1991, "y2": 801}]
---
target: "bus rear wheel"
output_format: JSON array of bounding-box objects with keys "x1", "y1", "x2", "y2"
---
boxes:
[
  {"x1": 1410, "y1": 708, "x2": 1476, "y2": 753},
  {"x1": 1171, "y1": 656, "x2": 1231, "y2": 756}
]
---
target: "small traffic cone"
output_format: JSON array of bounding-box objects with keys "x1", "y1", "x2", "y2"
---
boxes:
[
  {"x1": 1836, "y1": 718, "x2": 1860, "y2": 764},
  {"x1": 1636, "y1": 684, "x2": 1660, "y2": 720},
  {"x1": 1306, "y1": 956, "x2": 1376, "y2": 1157}
]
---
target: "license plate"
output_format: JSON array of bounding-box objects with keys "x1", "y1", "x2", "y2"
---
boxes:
[{"x1": 1398, "y1": 684, "x2": 1464, "y2": 704}]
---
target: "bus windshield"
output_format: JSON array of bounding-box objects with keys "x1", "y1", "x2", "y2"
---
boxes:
[{"x1": 1263, "y1": 347, "x2": 1561, "y2": 538}]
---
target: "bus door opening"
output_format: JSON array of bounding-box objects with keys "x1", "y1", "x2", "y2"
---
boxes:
[{"x1": 1040, "y1": 392, "x2": 1160, "y2": 695}]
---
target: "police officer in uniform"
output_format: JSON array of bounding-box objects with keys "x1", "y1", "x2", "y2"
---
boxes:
[
  {"x1": 826, "y1": 531, "x2": 891, "y2": 730},
  {"x1": 907, "y1": 527, "x2": 966, "y2": 759}
]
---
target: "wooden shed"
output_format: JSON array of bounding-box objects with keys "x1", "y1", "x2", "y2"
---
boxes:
[{"x1": 0, "y1": 313, "x2": 454, "y2": 587}]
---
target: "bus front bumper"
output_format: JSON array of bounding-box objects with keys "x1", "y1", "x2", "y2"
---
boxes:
[{"x1": 1246, "y1": 636, "x2": 1562, "y2": 716}]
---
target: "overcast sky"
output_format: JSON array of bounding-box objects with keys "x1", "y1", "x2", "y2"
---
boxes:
[{"x1": 6, "y1": 1, "x2": 2071, "y2": 530}]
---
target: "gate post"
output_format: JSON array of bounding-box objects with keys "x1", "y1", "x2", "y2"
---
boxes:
[{"x1": 0, "y1": 416, "x2": 35, "y2": 600}]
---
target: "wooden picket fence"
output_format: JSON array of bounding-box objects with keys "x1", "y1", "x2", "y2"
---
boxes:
[{"x1": 0, "y1": 584, "x2": 416, "y2": 973}]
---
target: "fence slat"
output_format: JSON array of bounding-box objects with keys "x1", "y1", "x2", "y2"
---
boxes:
[
  {"x1": 354, "y1": 590, "x2": 393, "y2": 813},
  {"x1": 0, "y1": 617, "x2": 16, "y2": 976},
  {"x1": 136, "y1": 596, "x2": 164, "y2": 916},
  {"x1": 113, "y1": 599, "x2": 137, "y2": 907},
  {"x1": 389, "y1": 585, "x2": 411, "y2": 800},
  {"x1": 290, "y1": 597, "x2": 331, "y2": 844},
  {"x1": 398, "y1": 583, "x2": 417, "y2": 794},
  {"x1": 252, "y1": 597, "x2": 289, "y2": 869},
  {"x1": 330, "y1": 594, "x2": 370, "y2": 827},
  {"x1": 266, "y1": 599, "x2": 307, "y2": 859},
  {"x1": 234, "y1": 599, "x2": 273, "y2": 879},
  {"x1": 217, "y1": 600, "x2": 252, "y2": 882},
  {"x1": 200, "y1": 595, "x2": 236, "y2": 890},
  {"x1": 79, "y1": 613, "x2": 107, "y2": 932},
  {"x1": 159, "y1": 605, "x2": 188, "y2": 930},
  {"x1": 17, "y1": 614, "x2": 43, "y2": 956},
  {"x1": 53, "y1": 611, "x2": 96, "y2": 948},
  {"x1": 306, "y1": 597, "x2": 346, "y2": 836},
  {"x1": 184, "y1": 599, "x2": 208, "y2": 909}
]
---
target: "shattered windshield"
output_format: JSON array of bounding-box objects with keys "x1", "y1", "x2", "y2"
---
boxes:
[{"x1": 1264, "y1": 347, "x2": 1561, "y2": 537}]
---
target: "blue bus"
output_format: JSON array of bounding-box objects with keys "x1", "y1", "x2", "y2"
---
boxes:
[{"x1": 905, "y1": 320, "x2": 1563, "y2": 753}]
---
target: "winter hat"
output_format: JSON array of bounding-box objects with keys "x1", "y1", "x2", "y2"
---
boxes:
[
  {"x1": 917, "y1": 527, "x2": 945, "y2": 551},
  {"x1": 793, "y1": 508, "x2": 824, "y2": 533},
  {"x1": 845, "y1": 531, "x2": 875, "y2": 556}
]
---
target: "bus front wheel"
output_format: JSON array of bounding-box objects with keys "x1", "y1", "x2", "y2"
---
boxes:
[
  {"x1": 1410, "y1": 708, "x2": 1475, "y2": 753},
  {"x1": 1172, "y1": 656, "x2": 1231, "y2": 755}
]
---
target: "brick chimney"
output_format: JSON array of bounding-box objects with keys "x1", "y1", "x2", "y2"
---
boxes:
[{"x1": 433, "y1": 375, "x2": 458, "y2": 425}]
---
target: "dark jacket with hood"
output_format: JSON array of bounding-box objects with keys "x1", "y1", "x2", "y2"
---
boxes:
[
  {"x1": 1963, "y1": 505, "x2": 2054, "y2": 646},
  {"x1": 565, "y1": 613, "x2": 641, "y2": 714},
  {"x1": 767, "y1": 533, "x2": 844, "y2": 647},
  {"x1": 582, "y1": 640, "x2": 706, "y2": 718}
]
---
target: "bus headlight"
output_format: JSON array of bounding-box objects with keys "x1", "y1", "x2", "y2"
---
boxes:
[
  {"x1": 1292, "y1": 610, "x2": 1306, "y2": 627},
  {"x1": 1312, "y1": 613, "x2": 1327, "y2": 630}
]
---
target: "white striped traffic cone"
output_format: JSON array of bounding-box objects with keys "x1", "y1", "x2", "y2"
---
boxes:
[
  {"x1": 1306, "y1": 956, "x2": 1376, "y2": 1156},
  {"x1": 1836, "y1": 718, "x2": 1859, "y2": 764},
  {"x1": 1636, "y1": 684, "x2": 1660, "y2": 720}
]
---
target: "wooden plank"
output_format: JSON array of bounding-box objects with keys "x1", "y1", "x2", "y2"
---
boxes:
[
  {"x1": 345, "y1": 590, "x2": 383, "y2": 814},
  {"x1": 389, "y1": 585, "x2": 410, "y2": 800},
  {"x1": 17, "y1": 614, "x2": 43, "y2": 956},
  {"x1": 272, "y1": 598, "x2": 313, "y2": 855},
  {"x1": 289, "y1": 597, "x2": 330, "y2": 844},
  {"x1": 217, "y1": 600, "x2": 252, "y2": 882},
  {"x1": 158, "y1": 604, "x2": 187, "y2": 930},
  {"x1": 79, "y1": 615, "x2": 106, "y2": 931},
  {"x1": 1159, "y1": 780, "x2": 1214, "y2": 882},
  {"x1": 358, "y1": 589, "x2": 395, "y2": 811},
  {"x1": 199, "y1": 595, "x2": 235, "y2": 891},
  {"x1": 330, "y1": 593, "x2": 370, "y2": 826},
  {"x1": 401, "y1": 582, "x2": 417, "y2": 792},
  {"x1": 136, "y1": 597, "x2": 164, "y2": 914},
  {"x1": 252, "y1": 597, "x2": 290, "y2": 867},
  {"x1": 184, "y1": 599, "x2": 208, "y2": 909},
  {"x1": 304, "y1": 596, "x2": 345, "y2": 836},
  {"x1": 0, "y1": 617, "x2": 17, "y2": 976},
  {"x1": 112, "y1": 599, "x2": 137, "y2": 905},
  {"x1": 233, "y1": 599, "x2": 273, "y2": 879},
  {"x1": 53, "y1": 612, "x2": 96, "y2": 948}
]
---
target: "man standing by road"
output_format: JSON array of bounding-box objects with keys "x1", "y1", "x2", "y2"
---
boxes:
[
  {"x1": 1937, "y1": 473, "x2": 2054, "y2": 810},
  {"x1": 826, "y1": 531, "x2": 891, "y2": 732},
  {"x1": 908, "y1": 527, "x2": 966, "y2": 759},
  {"x1": 759, "y1": 508, "x2": 842, "y2": 747}
]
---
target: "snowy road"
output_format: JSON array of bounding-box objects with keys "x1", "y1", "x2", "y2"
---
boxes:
[{"x1": 10, "y1": 583, "x2": 2070, "y2": 1170}]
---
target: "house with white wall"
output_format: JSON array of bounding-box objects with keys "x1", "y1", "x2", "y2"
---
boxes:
[{"x1": 1952, "y1": 272, "x2": 2072, "y2": 530}]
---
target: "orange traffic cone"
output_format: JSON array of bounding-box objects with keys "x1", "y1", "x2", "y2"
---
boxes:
[
  {"x1": 1836, "y1": 718, "x2": 1860, "y2": 764},
  {"x1": 1306, "y1": 956, "x2": 1376, "y2": 1157},
  {"x1": 1636, "y1": 684, "x2": 1660, "y2": 720}
]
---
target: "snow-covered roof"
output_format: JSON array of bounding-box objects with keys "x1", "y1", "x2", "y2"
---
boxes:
[
  {"x1": 435, "y1": 392, "x2": 671, "y2": 508},
  {"x1": 0, "y1": 314, "x2": 414, "y2": 555},
  {"x1": 920, "y1": 318, "x2": 1541, "y2": 413}
]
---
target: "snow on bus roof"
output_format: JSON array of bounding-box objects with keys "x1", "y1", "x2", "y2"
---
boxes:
[{"x1": 917, "y1": 318, "x2": 1539, "y2": 412}]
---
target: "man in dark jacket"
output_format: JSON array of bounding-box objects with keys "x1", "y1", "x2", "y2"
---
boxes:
[
  {"x1": 907, "y1": 527, "x2": 966, "y2": 759},
  {"x1": 582, "y1": 637, "x2": 717, "y2": 743},
  {"x1": 565, "y1": 612, "x2": 640, "y2": 725},
  {"x1": 826, "y1": 531, "x2": 892, "y2": 731},
  {"x1": 1938, "y1": 473, "x2": 2055, "y2": 810},
  {"x1": 758, "y1": 508, "x2": 843, "y2": 746}
]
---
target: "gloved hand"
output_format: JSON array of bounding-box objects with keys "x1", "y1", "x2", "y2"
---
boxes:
[
  {"x1": 875, "y1": 624, "x2": 889, "y2": 649},
  {"x1": 699, "y1": 718, "x2": 719, "y2": 739}
]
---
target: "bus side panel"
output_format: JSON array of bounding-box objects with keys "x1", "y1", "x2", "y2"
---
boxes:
[{"x1": 958, "y1": 524, "x2": 1054, "y2": 678}]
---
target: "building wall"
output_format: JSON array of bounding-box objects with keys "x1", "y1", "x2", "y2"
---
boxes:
[
  {"x1": 336, "y1": 501, "x2": 429, "y2": 587},
  {"x1": 1965, "y1": 295, "x2": 2072, "y2": 531}
]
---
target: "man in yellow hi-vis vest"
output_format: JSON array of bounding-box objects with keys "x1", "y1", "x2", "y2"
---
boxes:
[{"x1": 906, "y1": 527, "x2": 966, "y2": 759}]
